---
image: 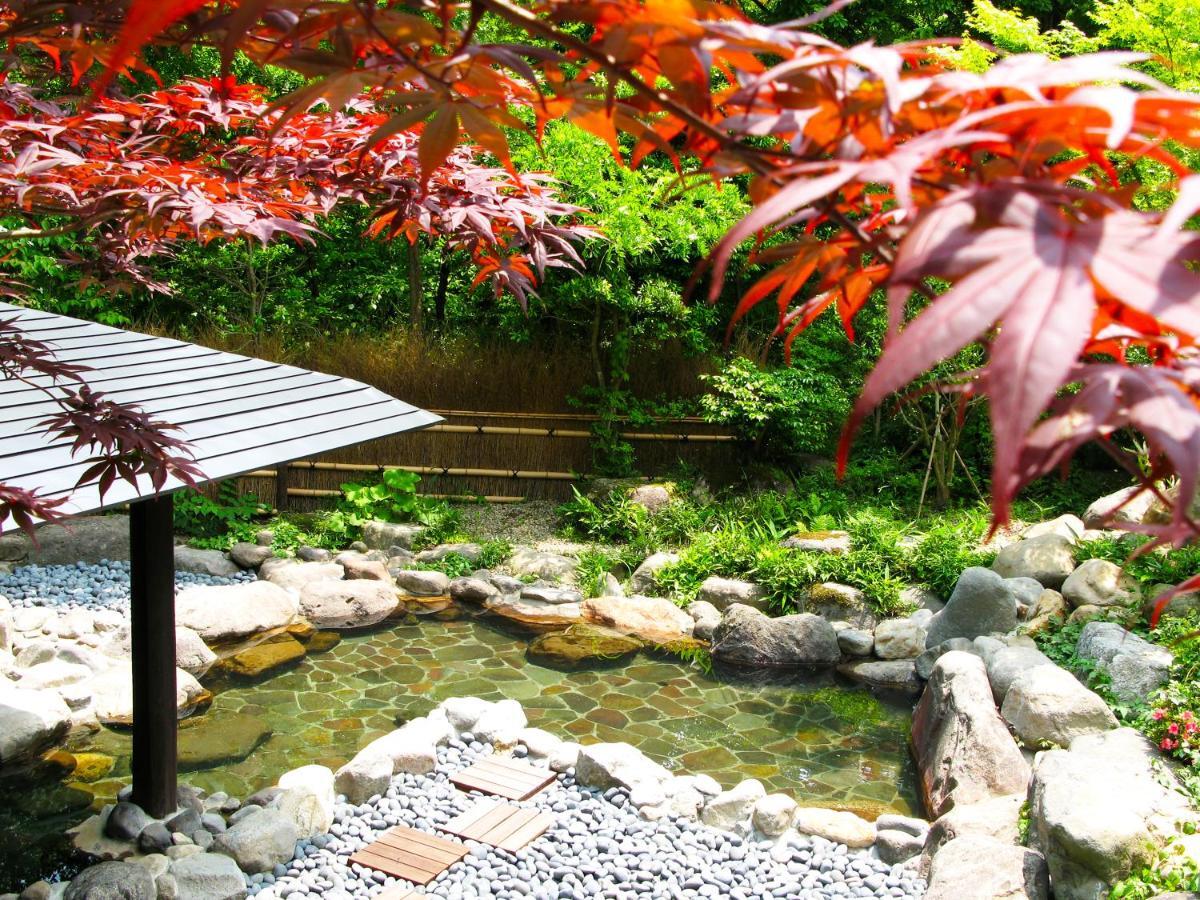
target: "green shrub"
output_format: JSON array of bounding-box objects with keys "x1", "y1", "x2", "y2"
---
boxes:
[
  {"x1": 174, "y1": 483, "x2": 267, "y2": 539},
  {"x1": 909, "y1": 510, "x2": 995, "y2": 598}
]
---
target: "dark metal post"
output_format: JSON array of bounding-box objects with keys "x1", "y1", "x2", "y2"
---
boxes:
[
  {"x1": 276, "y1": 461, "x2": 291, "y2": 512},
  {"x1": 129, "y1": 494, "x2": 178, "y2": 817}
]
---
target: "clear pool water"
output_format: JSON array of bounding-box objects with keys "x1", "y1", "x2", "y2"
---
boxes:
[{"x1": 0, "y1": 614, "x2": 919, "y2": 889}]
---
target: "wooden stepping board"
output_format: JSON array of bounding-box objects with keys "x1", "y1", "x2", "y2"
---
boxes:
[
  {"x1": 449, "y1": 756, "x2": 557, "y2": 801},
  {"x1": 375, "y1": 888, "x2": 423, "y2": 900},
  {"x1": 349, "y1": 825, "x2": 466, "y2": 886},
  {"x1": 439, "y1": 799, "x2": 554, "y2": 852}
]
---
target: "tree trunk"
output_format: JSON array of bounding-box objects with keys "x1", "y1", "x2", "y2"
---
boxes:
[
  {"x1": 406, "y1": 238, "x2": 423, "y2": 331},
  {"x1": 434, "y1": 254, "x2": 450, "y2": 324},
  {"x1": 590, "y1": 297, "x2": 606, "y2": 390}
]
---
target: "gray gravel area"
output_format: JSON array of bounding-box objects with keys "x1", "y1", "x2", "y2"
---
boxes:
[
  {"x1": 0, "y1": 560, "x2": 253, "y2": 612},
  {"x1": 257, "y1": 742, "x2": 924, "y2": 900}
]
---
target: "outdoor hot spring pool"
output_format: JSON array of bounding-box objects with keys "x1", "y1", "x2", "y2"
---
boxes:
[{"x1": 0, "y1": 615, "x2": 919, "y2": 886}]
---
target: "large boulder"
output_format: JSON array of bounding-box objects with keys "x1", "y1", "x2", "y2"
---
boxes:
[
  {"x1": 581, "y1": 595, "x2": 693, "y2": 643},
  {"x1": 230, "y1": 542, "x2": 274, "y2": 569},
  {"x1": 923, "y1": 793, "x2": 1025, "y2": 859},
  {"x1": 1001, "y1": 665, "x2": 1117, "y2": 747},
  {"x1": 575, "y1": 743, "x2": 671, "y2": 793},
  {"x1": 175, "y1": 581, "x2": 298, "y2": 644},
  {"x1": 686, "y1": 600, "x2": 722, "y2": 641},
  {"x1": 1023, "y1": 589, "x2": 1069, "y2": 637},
  {"x1": 630, "y1": 552, "x2": 679, "y2": 595},
  {"x1": 361, "y1": 521, "x2": 424, "y2": 551},
  {"x1": 985, "y1": 646, "x2": 1055, "y2": 705},
  {"x1": 358, "y1": 717, "x2": 444, "y2": 774},
  {"x1": 781, "y1": 530, "x2": 851, "y2": 554},
  {"x1": 837, "y1": 660, "x2": 921, "y2": 694},
  {"x1": 699, "y1": 779, "x2": 766, "y2": 834},
  {"x1": 802, "y1": 582, "x2": 879, "y2": 629},
  {"x1": 527, "y1": 624, "x2": 642, "y2": 668},
  {"x1": 874, "y1": 618, "x2": 927, "y2": 659},
  {"x1": 1083, "y1": 486, "x2": 1156, "y2": 528},
  {"x1": 508, "y1": 547, "x2": 577, "y2": 583},
  {"x1": 0, "y1": 516, "x2": 129, "y2": 566},
  {"x1": 910, "y1": 652, "x2": 1031, "y2": 817},
  {"x1": 174, "y1": 546, "x2": 240, "y2": 577},
  {"x1": 0, "y1": 684, "x2": 71, "y2": 766},
  {"x1": 63, "y1": 860, "x2": 155, "y2": 900},
  {"x1": 792, "y1": 807, "x2": 875, "y2": 848},
  {"x1": 925, "y1": 568, "x2": 1019, "y2": 648},
  {"x1": 991, "y1": 535, "x2": 1076, "y2": 589},
  {"x1": 710, "y1": 604, "x2": 840, "y2": 668},
  {"x1": 175, "y1": 627, "x2": 217, "y2": 675},
  {"x1": 90, "y1": 663, "x2": 208, "y2": 726},
  {"x1": 1022, "y1": 515, "x2": 1087, "y2": 544},
  {"x1": 1027, "y1": 728, "x2": 1196, "y2": 899},
  {"x1": 212, "y1": 808, "x2": 298, "y2": 874},
  {"x1": 168, "y1": 852, "x2": 247, "y2": 900},
  {"x1": 924, "y1": 834, "x2": 1049, "y2": 900},
  {"x1": 484, "y1": 589, "x2": 583, "y2": 630},
  {"x1": 1143, "y1": 584, "x2": 1200, "y2": 622},
  {"x1": 298, "y1": 580, "x2": 399, "y2": 630},
  {"x1": 448, "y1": 577, "x2": 498, "y2": 605},
  {"x1": 1075, "y1": 621, "x2": 1172, "y2": 706},
  {"x1": 1062, "y1": 559, "x2": 1141, "y2": 610},
  {"x1": 260, "y1": 560, "x2": 344, "y2": 595},
  {"x1": 393, "y1": 570, "x2": 450, "y2": 597},
  {"x1": 696, "y1": 577, "x2": 768, "y2": 612},
  {"x1": 334, "y1": 748, "x2": 393, "y2": 804},
  {"x1": 276, "y1": 765, "x2": 336, "y2": 839}
]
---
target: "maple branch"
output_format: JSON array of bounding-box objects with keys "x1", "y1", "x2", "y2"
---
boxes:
[{"x1": 475, "y1": 0, "x2": 895, "y2": 266}]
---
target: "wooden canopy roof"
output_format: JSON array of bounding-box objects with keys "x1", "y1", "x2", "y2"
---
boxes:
[{"x1": 0, "y1": 301, "x2": 440, "y2": 529}]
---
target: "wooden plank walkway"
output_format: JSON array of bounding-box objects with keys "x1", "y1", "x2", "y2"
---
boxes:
[
  {"x1": 349, "y1": 825, "x2": 466, "y2": 886},
  {"x1": 449, "y1": 756, "x2": 558, "y2": 802},
  {"x1": 439, "y1": 800, "x2": 554, "y2": 852}
]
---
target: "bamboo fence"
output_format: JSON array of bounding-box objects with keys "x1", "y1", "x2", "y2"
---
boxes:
[{"x1": 234, "y1": 410, "x2": 743, "y2": 508}]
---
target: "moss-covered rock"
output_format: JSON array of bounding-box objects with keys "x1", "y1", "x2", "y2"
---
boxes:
[
  {"x1": 305, "y1": 631, "x2": 342, "y2": 653},
  {"x1": 66, "y1": 752, "x2": 115, "y2": 783},
  {"x1": 527, "y1": 624, "x2": 643, "y2": 668},
  {"x1": 220, "y1": 633, "x2": 306, "y2": 678},
  {"x1": 178, "y1": 712, "x2": 272, "y2": 769}
]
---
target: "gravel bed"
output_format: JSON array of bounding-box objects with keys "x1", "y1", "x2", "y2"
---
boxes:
[
  {"x1": 0, "y1": 560, "x2": 253, "y2": 613},
  {"x1": 259, "y1": 742, "x2": 924, "y2": 900}
]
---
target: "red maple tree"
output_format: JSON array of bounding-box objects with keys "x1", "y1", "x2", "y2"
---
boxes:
[
  {"x1": 0, "y1": 64, "x2": 593, "y2": 533},
  {"x1": 3, "y1": 0, "x2": 1200, "y2": 619}
]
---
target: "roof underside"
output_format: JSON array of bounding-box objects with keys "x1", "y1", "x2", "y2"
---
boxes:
[{"x1": 0, "y1": 302, "x2": 441, "y2": 531}]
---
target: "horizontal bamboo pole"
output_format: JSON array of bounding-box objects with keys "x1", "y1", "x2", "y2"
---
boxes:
[
  {"x1": 429, "y1": 407, "x2": 710, "y2": 424},
  {"x1": 426, "y1": 423, "x2": 736, "y2": 442},
  {"x1": 286, "y1": 487, "x2": 524, "y2": 503},
  {"x1": 293, "y1": 460, "x2": 579, "y2": 481}
]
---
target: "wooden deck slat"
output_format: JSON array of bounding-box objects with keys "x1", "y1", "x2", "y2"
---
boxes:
[
  {"x1": 371, "y1": 831, "x2": 465, "y2": 864},
  {"x1": 350, "y1": 854, "x2": 441, "y2": 883},
  {"x1": 451, "y1": 802, "x2": 514, "y2": 840},
  {"x1": 449, "y1": 756, "x2": 557, "y2": 801},
  {"x1": 472, "y1": 758, "x2": 556, "y2": 786},
  {"x1": 443, "y1": 800, "x2": 501, "y2": 836},
  {"x1": 374, "y1": 887, "x2": 422, "y2": 900},
  {"x1": 348, "y1": 826, "x2": 467, "y2": 886},
  {"x1": 438, "y1": 800, "x2": 553, "y2": 852},
  {"x1": 497, "y1": 812, "x2": 555, "y2": 853},
  {"x1": 486, "y1": 807, "x2": 542, "y2": 845}
]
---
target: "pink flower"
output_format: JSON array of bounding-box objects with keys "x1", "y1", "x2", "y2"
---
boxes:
[
  {"x1": 1153, "y1": 709, "x2": 1167, "y2": 721},
  {"x1": 1162, "y1": 738, "x2": 1179, "y2": 751},
  {"x1": 1169, "y1": 723, "x2": 1181, "y2": 735}
]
